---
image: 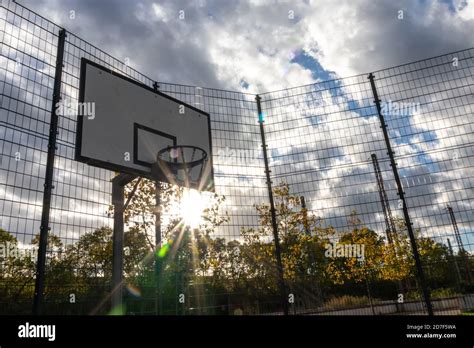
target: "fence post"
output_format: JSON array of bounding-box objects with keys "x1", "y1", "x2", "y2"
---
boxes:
[
  {"x1": 447, "y1": 205, "x2": 472, "y2": 284},
  {"x1": 153, "y1": 82, "x2": 163, "y2": 315},
  {"x1": 447, "y1": 238, "x2": 463, "y2": 289},
  {"x1": 256, "y1": 95, "x2": 288, "y2": 315},
  {"x1": 155, "y1": 182, "x2": 163, "y2": 315},
  {"x1": 368, "y1": 73, "x2": 433, "y2": 316},
  {"x1": 33, "y1": 28, "x2": 66, "y2": 315}
]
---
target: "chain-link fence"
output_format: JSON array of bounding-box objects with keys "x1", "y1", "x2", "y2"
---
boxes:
[{"x1": 1, "y1": 0, "x2": 473, "y2": 315}]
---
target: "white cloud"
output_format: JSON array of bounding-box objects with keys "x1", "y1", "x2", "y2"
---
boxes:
[
  {"x1": 18, "y1": 0, "x2": 474, "y2": 89},
  {"x1": 152, "y1": 3, "x2": 170, "y2": 23},
  {"x1": 7, "y1": 0, "x2": 474, "y2": 245},
  {"x1": 457, "y1": 0, "x2": 474, "y2": 20}
]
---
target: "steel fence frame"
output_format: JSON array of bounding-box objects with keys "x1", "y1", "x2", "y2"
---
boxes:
[{"x1": 1, "y1": 0, "x2": 473, "y2": 315}]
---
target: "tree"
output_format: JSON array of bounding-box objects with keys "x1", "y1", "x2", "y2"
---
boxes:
[
  {"x1": 239, "y1": 182, "x2": 331, "y2": 307},
  {"x1": 31, "y1": 232, "x2": 77, "y2": 305},
  {"x1": 380, "y1": 218, "x2": 451, "y2": 286},
  {"x1": 326, "y1": 225, "x2": 385, "y2": 285},
  {"x1": 108, "y1": 177, "x2": 230, "y2": 314},
  {"x1": 0, "y1": 229, "x2": 36, "y2": 312}
]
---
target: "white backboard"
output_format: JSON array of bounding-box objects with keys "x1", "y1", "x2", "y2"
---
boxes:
[{"x1": 75, "y1": 58, "x2": 214, "y2": 191}]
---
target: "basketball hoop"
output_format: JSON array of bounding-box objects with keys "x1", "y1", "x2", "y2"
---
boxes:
[{"x1": 152, "y1": 145, "x2": 208, "y2": 189}]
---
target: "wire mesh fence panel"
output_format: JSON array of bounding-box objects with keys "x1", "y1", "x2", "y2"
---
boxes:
[
  {"x1": 0, "y1": 0, "x2": 61, "y2": 313},
  {"x1": 1, "y1": 0, "x2": 473, "y2": 315},
  {"x1": 372, "y1": 48, "x2": 474, "y2": 296},
  {"x1": 259, "y1": 75, "x2": 405, "y2": 314},
  {"x1": 261, "y1": 74, "x2": 392, "y2": 234},
  {"x1": 1, "y1": 0, "x2": 269, "y2": 315},
  {"x1": 156, "y1": 83, "x2": 267, "y2": 239}
]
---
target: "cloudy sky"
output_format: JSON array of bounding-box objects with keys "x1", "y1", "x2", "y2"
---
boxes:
[
  {"x1": 1, "y1": 0, "x2": 473, "y2": 250},
  {"x1": 19, "y1": 0, "x2": 474, "y2": 92}
]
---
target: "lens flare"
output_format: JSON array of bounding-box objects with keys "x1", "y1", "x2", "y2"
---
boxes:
[
  {"x1": 180, "y1": 189, "x2": 206, "y2": 228},
  {"x1": 126, "y1": 284, "x2": 142, "y2": 298},
  {"x1": 170, "y1": 148, "x2": 179, "y2": 159},
  {"x1": 108, "y1": 304, "x2": 126, "y2": 315},
  {"x1": 157, "y1": 239, "x2": 174, "y2": 258},
  {"x1": 158, "y1": 243, "x2": 170, "y2": 258}
]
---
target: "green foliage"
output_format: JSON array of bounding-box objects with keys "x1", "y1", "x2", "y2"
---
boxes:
[
  {"x1": 430, "y1": 287, "x2": 459, "y2": 298},
  {"x1": 326, "y1": 226, "x2": 385, "y2": 285},
  {"x1": 324, "y1": 295, "x2": 377, "y2": 310},
  {"x1": 0, "y1": 180, "x2": 464, "y2": 314},
  {"x1": 0, "y1": 229, "x2": 36, "y2": 312}
]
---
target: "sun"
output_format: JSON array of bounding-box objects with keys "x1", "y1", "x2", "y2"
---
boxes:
[{"x1": 179, "y1": 189, "x2": 208, "y2": 229}]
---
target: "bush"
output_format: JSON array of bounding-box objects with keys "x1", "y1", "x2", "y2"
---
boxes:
[
  {"x1": 430, "y1": 288, "x2": 459, "y2": 298},
  {"x1": 405, "y1": 287, "x2": 459, "y2": 301},
  {"x1": 324, "y1": 295, "x2": 377, "y2": 310}
]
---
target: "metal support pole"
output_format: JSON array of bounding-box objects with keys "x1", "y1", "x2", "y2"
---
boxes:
[
  {"x1": 152, "y1": 82, "x2": 164, "y2": 315},
  {"x1": 111, "y1": 174, "x2": 136, "y2": 311},
  {"x1": 33, "y1": 28, "x2": 66, "y2": 315},
  {"x1": 112, "y1": 180, "x2": 125, "y2": 311},
  {"x1": 371, "y1": 153, "x2": 397, "y2": 244},
  {"x1": 368, "y1": 73, "x2": 433, "y2": 316},
  {"x1": 447, "y1": 238, "x2": 462, "y2": 289},
  {"x1": 152, "y1": 82, "x2": 161, "y2": 254},
  {"x1": 256, "y1": 95, "x2": 288, "y2": 315}
]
